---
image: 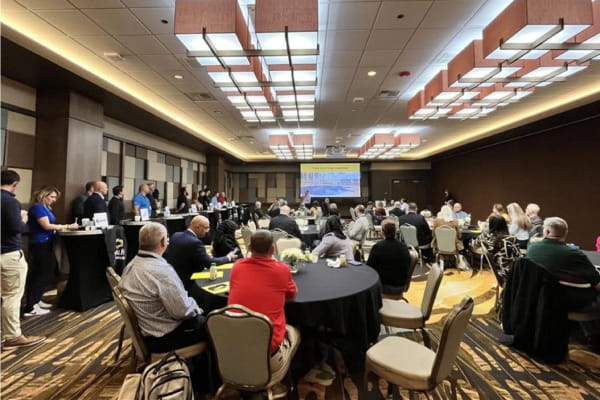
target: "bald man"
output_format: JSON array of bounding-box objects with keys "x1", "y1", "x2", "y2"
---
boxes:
[
  {"x1": 133, "y1": 183, "x2": 151, "y2": 217},
  {"x1": 83, "y1": 180, "x2": 109, "y2": 220},
  {"x1": 165, "y1": 215, "x2": 238, "y2": 290}
]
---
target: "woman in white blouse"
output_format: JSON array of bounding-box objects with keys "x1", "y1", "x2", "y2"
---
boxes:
[{"x1": 507, "y1": 202, "x2": 532, "y2": 249}]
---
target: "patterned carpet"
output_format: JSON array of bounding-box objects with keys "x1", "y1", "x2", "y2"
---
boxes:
[{"x1": 2, "y1": 270, "x2": 599, "y2": 399}]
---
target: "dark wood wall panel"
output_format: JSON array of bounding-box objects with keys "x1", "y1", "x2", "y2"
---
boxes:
[
  {"x1": 369, "y1": 169, "x2": 433, "y2": 210},
  {"x1": 431, "y1": 115, "x2": 600, "y2": 249},
  {"x1": 5, "y1": 131, "x2": 35, "y2": 168}
]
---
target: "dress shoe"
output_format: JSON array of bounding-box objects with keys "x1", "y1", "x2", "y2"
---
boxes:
[{"x1": 3, "y1": 335, "x2": 46, "y2": 348}]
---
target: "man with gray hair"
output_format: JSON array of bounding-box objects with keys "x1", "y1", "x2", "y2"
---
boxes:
[
  {"x1": 269, "y1": 205, "x2": 303, "y2": 241},
  {"x1": 525, "y1": 203, "x2": 543, "y2": 235},
  {"x1": 119, "y1": 222, "x2": 207, "y2": 353},
  {"x1": 348, "y1": 204, "x2": 369, "y2": 242},
  {"x1": 527, "y1": 217, "x2": 600, "y2": 308}
]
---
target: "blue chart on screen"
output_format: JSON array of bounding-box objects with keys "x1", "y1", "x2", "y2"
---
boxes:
[{"x1": 300, "y1": 163, "x2": 361, "y2": 198}]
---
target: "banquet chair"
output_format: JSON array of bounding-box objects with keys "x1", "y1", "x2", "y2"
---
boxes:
[
  {"x1": 382, "y1": 247, "x2": 420, "y2": 302},
  {"x1": 247, "y1": 220, "x2": 257, "y2": 232},
  {"x1": 106, "y1": 267, "x2": 126, "y2": 362},
  {"x1": 434, "y1": 226, "x2": 458, "y2": 265},
  {"x1": 207, "y1": 304, "x2": 297, "y2": 400},
  {"x1": 276, "y1": 237, "x2": 302, "y2": 255},
  {"x1": 257, "y1": 217, "x2": 271, "y2": 229},
  {"x1": 558, "y1": 281, "x2": 600, "y2": 323},
  {"x1": 108, "y1": 276, "x2": 207, "y2": 371},
  {"x1": 349, "y1": 207, "x2": 357, "y2": 221},
  {"x1": 400, "y1": 224, "x2": 431, "y2": 268},
  {"x1": 365, "y1": 213, "x2": 378, "y2": 240},
  {"x1": 241, "y1": 226, "x2": 253, "y2": 256},
  {"x1": 364, "y1": 297, "x2": 474, "y2": 400},
  {"x1": 469, "y1": 237, "x2": 493, "y2": 270},
  {"x1": 379, "y1": 263, "x2": 443, "y2": 348},
  {"x1": 270, "y1": 229, "x2": 289, "y2": 248}
]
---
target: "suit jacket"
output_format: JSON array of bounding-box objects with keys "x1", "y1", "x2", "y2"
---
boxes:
[
  {"x1": 269, "y1": 214, "x2": 302, "y2": 239},
  {"x1": 165, "y1": 230, "x2": 229, "y2": 290},
  {"x1": 108, "y1": 196, "x2": 124, "y2": 225},
  {"x1": 389, "y1": 208, "x2": 405, "y2": 218},
  {"x1": 398, "y1": 212, "x2": 432, "y2": 245},
  {"x1": 83, "y1": 193, "x2": 109, "y2": 220}
]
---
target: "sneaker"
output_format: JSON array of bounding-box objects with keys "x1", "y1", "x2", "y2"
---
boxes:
[
  {"x1": 24, "y1": 304, "x2": 51, "y2": 317},
  {"x1": 38, "y1": 300, "x2": 53, "y2": 309},
  {"x1": 303, "y1": 363, "x2": 336, "y2": 386},
  {"x1": 3, "y1": 335, "x2": 46, "y2": 348}
]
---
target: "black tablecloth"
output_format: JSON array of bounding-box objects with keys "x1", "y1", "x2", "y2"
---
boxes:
[
  {"x1": 191, "y1": 260, "x2": 382, "y2": 372},
  {"x1": 583, "y1": 250, "x2": 600, "y2": 265},
  {"x1": 300, "y1": 225, "x2": 319, "y2": 248},
  {"x1": 59, "y1": 229, "x2": 116, "y2": 311}
]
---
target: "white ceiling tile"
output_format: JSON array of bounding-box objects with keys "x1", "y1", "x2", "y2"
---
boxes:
[
  {"x1": 73, "y1": 35, "x2": 131, "y2": 55},
  {"x1": 126, "y1": 69, "x2": 166, "y2": 85},
  {"x1": 81, "y1": 8, "x2": 150, "y2": 35},
  {"x1": 69, "y1": 0, "x2": 125, "y2": 8},
  {"x1": 139, "y1": 54, "x2": 183, "y2": 70},
  {"x1": 129, "y1": 7, "x2": 174, "y2": 34},
  {"x1": 116, "y1": 35, "x2": 169, "y2": 55},
  {"x1": 155, "y1": 34, "x2": 187, "y2": 55},
  {"x1": 420, "y1": 0, "x2": 484, "y2": 29},
  {"x1": 325, "y1": 30, "x2": 369, "y2": 51},
  {"x1": 112, "y1": 55, "x2": 149, "y2": 71},
  {"x1": 147, "y1": 83, "x2": 181, "y2": 94},
  {"x1": 353, "y1": 67, "x2": 388, "y2": 83},
  {"x1": 15, "y1": 0, "x2": 73, "y2": 9},
  {"x1": 323, "y1": 67, "x2": 355, "y2": 81},
  {"x1": 366, "y1": 29, "x2": 413, "y2": 51},
  {"x1": 359, "y1": 50, "x2": 399, "y2": 67},
  {"x1": 2, "y1": 0, "x2": 26, "y2": 11},
  {"x1": 122, "y1": 0, "x2": 174, "y2": 6},
  {"x1": 373, "y1": 1, "x2": 432, "y2": 29},
  {"x1": 323, "y1": 50, "x2": 362, "y2": 68},
  {"x1": 36, "y1": 10, "x2": 105, "y2": 36},
  {"x1": 327, "y1": 2, "x2": 379, "y2": 30},
  {"x1": 405, "y1": 28, "x2": 456, "y2": 50}
]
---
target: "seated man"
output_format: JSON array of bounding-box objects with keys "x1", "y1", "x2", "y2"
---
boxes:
[
  {"x1": 347, "y1": 205, "x2": 369, "y2": 242},
  {"x1": 228, "y1": 230, "x2": 300, "y2": 376},
  {"x1": 166, "y1": 215, "x2": 237, "y2": 290},
  {"x1": 388, "y1": 201, "x2": 404, "y2": 218},
  {"x1": 453, "y1": 202, "x2": 468, "y2": 220},
  {"x1": 398, "y1": 202, "x2": 433, "y2": 261},
  {"x1": 526, "y1": 203, "x2": 543, "y2": 236},
  {"x1": 119, "y1": 222, "x2": 207, "y2": 353},
  {"x1": 269, "y1": 205, "x2": 302, "y2": 240},
  {"x1": 367, "y1": 219, "x2": 411, "y2": 294},
  {"x1": 527, "y1": 217, "x2": 600, "y2": 310}
]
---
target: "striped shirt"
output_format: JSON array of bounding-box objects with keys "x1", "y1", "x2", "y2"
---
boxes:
[{"x1": 119, "y1": 250, "x2": 202, "y2": 338}]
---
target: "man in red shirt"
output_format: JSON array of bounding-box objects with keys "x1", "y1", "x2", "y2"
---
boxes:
[{"x1": 228, "y1": 230, "x2": 299, "y2": 375}]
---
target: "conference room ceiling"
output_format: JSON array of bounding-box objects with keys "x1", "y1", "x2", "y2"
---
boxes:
[{"x1": 2, "y1": 0, "x2": 600, "y2": 162}]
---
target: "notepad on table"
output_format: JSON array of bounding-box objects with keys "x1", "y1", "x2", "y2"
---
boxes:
[
  {"x1": 191, "y1": 271, "x2": 224, "y2": 280},
  {"x1": 202, "y1": 281, "x2": 230, "y2": 294}
]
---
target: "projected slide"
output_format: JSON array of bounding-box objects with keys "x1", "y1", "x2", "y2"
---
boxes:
[{"x1": 300, "y1": 163, "x2": 361, "y2": 198}]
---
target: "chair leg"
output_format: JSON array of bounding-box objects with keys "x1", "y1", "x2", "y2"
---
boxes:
[
  {"x1": 420, "y1": 328, "x2": 432, "y2": 349},
  {"x1": 408, "y1": 390, "x2": 418, "y2": 400},
  {"x1": 114, "y1": 324, "x2": 125, "y2": 362},
  {"x1": 384, "y1": 325, "x2": 392, "y2": 335},
  {"x1": 266, "y1": 388, "x2": 274, "y2": 400},
  {"x1": 215, "y1": 384, "x2": 227, "y2": 400},
  {"x1": 448, "y1": 376, "x2": 458, "y2": 400}
]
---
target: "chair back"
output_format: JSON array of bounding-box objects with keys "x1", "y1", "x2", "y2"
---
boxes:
[
  {"x1": 207, "y1": 304, "x2": 273, "y2": 388},
  {"x1": 400, "y1": 224, "x2": 419, "y2": 248},
  {"x1": 365, "y1": 212, "x2": 375, "y2": 229},
  {"x1": 434, "y1": 226, "x2": 457, "y2": 254},
  {"x1": 241, "y1": 226, "x2": 253, "y2": 254},
  {"x1": 257, "y1": 217, "x2": 271, "y2": 229},
  {"x1": 276, "y1": 237, "x2": 302, "y2": 255},
  {"x1": 431, "y1": 297, "x2": 474, "y2": 386},
  {"x1": 349, "y1": 207, "x2": 357, "y2": 221},
  {"x1": 108, "y1": 279, "x2": 150, "y2": 366},
  {"x1": 404, "y1": 247, "x2": 420, "y2": 293},
  {"x1": 270, "y1": 229, "x2": 289, "y2": 246},
  {"x1": 420, "y1": 263, "x2": 444, "y2": 320},
  {"x1": 106, "y1": 266, "x2": 120, "y2": 290},
  {"x1": 247, "y1": 220, "x2": 257, "y2": 232}
]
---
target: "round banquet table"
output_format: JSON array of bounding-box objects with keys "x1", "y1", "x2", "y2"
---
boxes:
[
  {"x1": 299, "y1": 225, "x2": 319, "y2": 248},
  {"x1": 190, "y1": 259, "x2": 382, "y2": 372}
]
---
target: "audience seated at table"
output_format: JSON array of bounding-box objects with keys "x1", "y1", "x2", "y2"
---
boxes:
[
  {"x1": 398, "y1": 202, "x2": 433, "y2": 258},
  {"x1": 295, "y1": 202, "x2": 309, "y2": 217},
  {"x1": 165, "y1": 215, "x2": 237, "y2": 290},
  {"x1": 490, "y1": 203, "x2": 510, "y2": 224},
  {"x1": 217, "y1": 191, "x2": 227, "y2": 204},
  {"x1": 374, "y1": 201, "x2": 387, "y2": 223},
  {"x1": 476, "y1": 215, "x2": 520, "y2": 277},
  {"x1": 228, "y1": 230, "x2": 300, "y2": 377},
  {"x1": 242, "y1": 200, "x2": 265, "y2": 226},
  {"x1": 431, "y1": 205, "x2": 464, "y2": 252},
  {"x1": 347, "y1": 204, "x2": 369, "y2": 243},
  {"x1": 309, "y1": 200, "x2": 322, "y2": 218},
  {"x1": 83, "y1": 180, "x2": 109, "y2": 220},
  {"x1": 388, "y1": 201, "x2": 404, "y2": 218},
  {"x1": 200, "y1": 189, "x2": 211, "y2": 210},
  {"x1": 525, "y1": 203, "x2": 543, "y2": 236},
  {"x1": 366, "y1": 219, "x2": 411, "y2": 295},
  {"x1": 190, "y1": 191, "x2": 203, "y2": 211},
  {"x1": 311, "y1": 216, "x2": 354, "y2": 260},
  {"x1": 119, "y1": 222, "x2": 208, "y2": 353},
  {"x1": 507, "y1": 202, "x2": 531, "y2": 249},
  {"x1": 269, "y1": 205, "x2": 303, "y2": 240},
  {"x1": 453, "y1": 202, "x2": 469, "y2": 220},
  {"x1": 108, "y1": 185, "x2": 124, "y2": 225},
  {"x1": 212, "y1": 220, "x2": 241, "y2": 258}
]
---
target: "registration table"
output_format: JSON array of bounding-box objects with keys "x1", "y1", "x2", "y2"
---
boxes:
[
  {"x1": 57, "y1": 227, "x2": 125, "y2": 311},
  {"x1": 191, "y1": 259, "x2": 382, "y2": 372}
]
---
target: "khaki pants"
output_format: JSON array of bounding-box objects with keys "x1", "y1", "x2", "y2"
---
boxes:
[
  {"x1": 270, "y1": 325, "x2": 300, "y2": 376},
  {"x1": 1, "y1": 250, "x2": 28, "y2": 341}
]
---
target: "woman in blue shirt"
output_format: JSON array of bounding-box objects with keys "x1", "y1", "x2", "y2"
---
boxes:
[{"x1": 25, "y1": 186, "x2": 77, "y2": 317}]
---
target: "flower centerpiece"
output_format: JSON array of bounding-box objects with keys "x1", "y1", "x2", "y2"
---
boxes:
[{"x1": 280, "y1": 248, "x2": 306, "y2": 274}]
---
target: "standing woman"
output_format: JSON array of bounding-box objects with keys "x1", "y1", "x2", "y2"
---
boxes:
[
  {"x1": 25, "y1": 186, "x2": 77, "y2": 316},
  {"x1": 507, "y1": 202, "x2": 532, "y2": 249}
]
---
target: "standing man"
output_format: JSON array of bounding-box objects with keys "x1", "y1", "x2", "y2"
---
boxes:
[
  {"x1": 165, "y1": 215, "x2": 237, "y2": 290},
  {"x1": 71, "y1": 181, "x2": 94, "y2": 223},
  {"x1": 146, "y1": 182, "x2": 159, "y2": 217},
  {"x1": 1, "y1": 170, "x2": 46, "y2": 347},
  {"x1": 108, "y1": 185, "x2": 124, "y2": 225},
  {"x1": 228, "y1": 230, "x2": 299, "y2": 377},
  {"x1": 133, "y1": 183, "x2": 151, "y2": 217},
  {"x1": 83, "y1": 180, "x2": 109, "y2": 220},
  {"x1": 300, "y1": 190, "x2": 311, "y2": 206}
]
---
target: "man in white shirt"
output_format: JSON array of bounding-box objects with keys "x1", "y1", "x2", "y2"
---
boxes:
[{"x1": 119, "y1": 222, "x2": 206, "y2": 353}]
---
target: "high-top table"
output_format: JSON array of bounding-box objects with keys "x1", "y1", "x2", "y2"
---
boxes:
[{"x1": 191, "y1": 259, "x2": 382, "y2": 372}]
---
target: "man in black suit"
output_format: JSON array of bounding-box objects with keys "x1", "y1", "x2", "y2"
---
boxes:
[
  {"x1": 71, "y1": 181, "x2": 94, "y2": 223},
  {"x1": 398, "y1": 202, "x2": 433, "y2": 261},
  {"x1": 389, "y1": 201, "x2": 405, "y2": 218},
  {"x1": 83, "y1": 180, "x2": 109, "y2": 220},
  {"x1": 269, "y1": 205, "x2": 302, "y2": 240},
  {"x1": 108, "y1": 185, "x2": 124, "y2": 225},
  {"x1": 165, "y1": 215, "x2": 237, "y2": 290}
]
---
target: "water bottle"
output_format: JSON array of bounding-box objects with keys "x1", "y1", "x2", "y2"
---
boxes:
[
  {"x1": 209, "y1": 262, "x2": 218, "y2": 280},
  {"x1": 164, "y1": 206, "x2": 170, "y2": 217},
  {"x1": 339, "y1": 254, "x2": 347, "y2": 267}
]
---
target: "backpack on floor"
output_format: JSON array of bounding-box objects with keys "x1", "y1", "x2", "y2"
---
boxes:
[{"x1": 137, "y1": 352, "x2": 194, "y2": 400}]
